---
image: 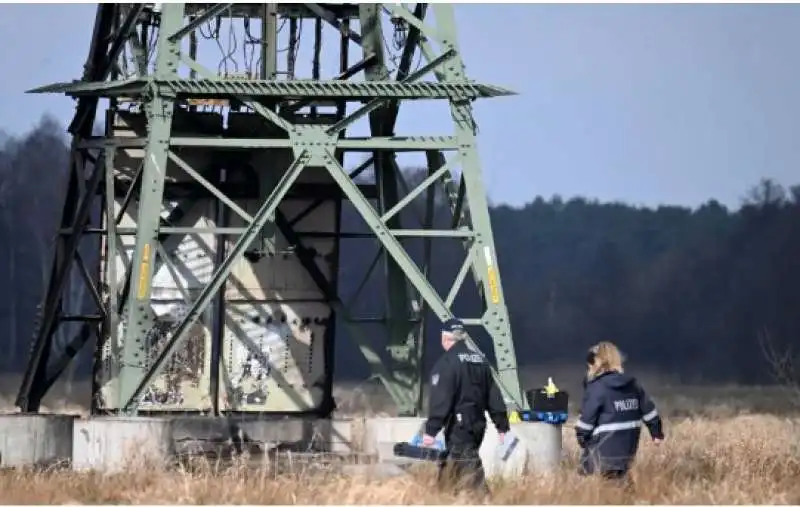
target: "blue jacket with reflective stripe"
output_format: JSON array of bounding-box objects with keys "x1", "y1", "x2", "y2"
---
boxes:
[{"x1": 575, "y1": 371, "x2": 664, "y2": 473}]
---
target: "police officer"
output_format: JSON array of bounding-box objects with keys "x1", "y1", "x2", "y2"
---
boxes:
[
  {"x1": 575, "y1": 341, "x2": 665, "y2": 483},
  {"x1": 421, "y1": 318, "x2": 510, "y2": 496}
]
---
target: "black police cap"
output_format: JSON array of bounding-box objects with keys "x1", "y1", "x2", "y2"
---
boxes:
[{"x1": 442, "y1": 318, "x2": 465, "y2": 333}]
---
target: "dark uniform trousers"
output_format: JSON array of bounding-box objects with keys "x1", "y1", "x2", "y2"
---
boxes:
[
  {"x1": 579, "y1": 448, "x2": 635, "y2": 492},
  {"x1": 438, "y1": 418, "x2": 490, "y2": 496}
]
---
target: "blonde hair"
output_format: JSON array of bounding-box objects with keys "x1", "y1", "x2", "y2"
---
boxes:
[{"x1": 587, "y1": 341, "x2": 624, "y2": 379}]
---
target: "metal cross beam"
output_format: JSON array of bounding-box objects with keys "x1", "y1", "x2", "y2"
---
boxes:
[{"x1": 30, "y1": 77, "x2": 513, "y2": 101}]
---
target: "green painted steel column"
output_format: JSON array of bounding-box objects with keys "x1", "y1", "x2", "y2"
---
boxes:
[
  {"x1": 358, "y1": 4, "x2": 417, "y2": 415},
  {"x1": 430, "y1": 5, "x2": 525, "y2": 409},
  {"x1": 117, "y1": 4, "x2": 184, "y2": 412}
]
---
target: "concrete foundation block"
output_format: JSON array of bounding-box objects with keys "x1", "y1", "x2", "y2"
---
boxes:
[
  {"x1": 0, "y1": 414, "x2": 75, "y2": 468},
  {"x1": 72, "y1": 417, "x2": 173, "y2": 473},
  {"x1": 363, "y1": 417, "x2": 424, "y2": 460},
  {"x1": 235, "y1": 418, "x2": 306, "y2": 445},
  {"x1": 480, "y1": 414, "x2": 562, "y2": 478},
  {"x1": 361, "y1": 417, "x2": 425, "y2": 463},
  {"x1": 514, "y1": 421, "x2": 563, "y2": 473},
  {"x1": 310, "y1": 419, "x2": 355, "y2": 453},
  {"x1": 169, "y1": 416, "x2": 311, "y2": 455},
  {"x1": 362, "y1": 417, "x2": 426, "y2": 454},
  {"x1": 167, "y1": 416, "x2": 238, "y2": 456},
  {"x1": 362, "y1": 417, "x2": 446, "y2": 463}
]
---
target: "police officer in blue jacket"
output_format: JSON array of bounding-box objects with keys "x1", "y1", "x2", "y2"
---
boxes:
[{"x1": 575, "y1": 341, "x2": 665, "y2": 482}]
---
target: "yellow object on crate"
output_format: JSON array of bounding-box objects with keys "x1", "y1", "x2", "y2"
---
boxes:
[{"x1": 544, "y1": 377, "x2": 559, "y2": 397}]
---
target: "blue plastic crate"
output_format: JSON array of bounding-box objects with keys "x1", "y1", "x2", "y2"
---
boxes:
[{"x1": 528, "y1": 410, "x2": 569, "y2": 424}]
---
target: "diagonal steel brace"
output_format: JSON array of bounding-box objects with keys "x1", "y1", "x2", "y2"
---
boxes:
[{"x1": 120, "y1": 151, "x2": 310, "y2": 411}]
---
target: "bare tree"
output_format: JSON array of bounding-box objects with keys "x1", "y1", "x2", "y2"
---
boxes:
[{"x1": 757, "y1": 327, "x2": 800, "y2": 408}]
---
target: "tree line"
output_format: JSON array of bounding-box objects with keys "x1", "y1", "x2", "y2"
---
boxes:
[{"x1": 1, "y1": 116, "x2": 798, "y2": 391}]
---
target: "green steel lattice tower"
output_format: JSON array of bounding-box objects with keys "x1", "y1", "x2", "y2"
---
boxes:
[{"x1": 16, "y1": 3, "x2": 525, "y2": 417}]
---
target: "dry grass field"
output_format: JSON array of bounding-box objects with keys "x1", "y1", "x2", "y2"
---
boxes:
[{"x1": 0, "y1": 371, "x2": 798, "y2": 504}]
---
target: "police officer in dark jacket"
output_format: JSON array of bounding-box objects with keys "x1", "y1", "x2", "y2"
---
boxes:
[
  {"x1": 576, "y1": 341, "x2": 664, "y2": 481},
  {"x1": 422, "y1": 318, "x2": 510, "y2": 495}
]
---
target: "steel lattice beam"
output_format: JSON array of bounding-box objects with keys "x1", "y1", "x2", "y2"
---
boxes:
[{"x1": 30, "y1": 77, "x2": 514, "y2": 101}]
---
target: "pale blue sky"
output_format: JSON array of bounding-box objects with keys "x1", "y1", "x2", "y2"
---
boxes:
[{"x1": 1, "y1": 3, "x2": 799, "y2": 210}]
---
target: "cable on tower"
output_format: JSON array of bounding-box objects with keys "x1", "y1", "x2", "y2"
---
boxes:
[
  {"x1": 242, "y1": 15, "x2": 257, "y2": 78},
  {"x1": 291, "y1": 19, "x2": 304, "y2": 78},
  {"x1": 218, "y1": 10, "x2": 239, "y2": 77}
]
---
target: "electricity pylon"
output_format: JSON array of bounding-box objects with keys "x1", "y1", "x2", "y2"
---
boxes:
[{"x1": 16, "y1": 3, "x2": 525, "y2": 417}]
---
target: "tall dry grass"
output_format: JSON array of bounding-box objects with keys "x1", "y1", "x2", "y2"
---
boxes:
[
  {"x1": 0, "y1": 414, "x2": 797, "y2": 504},
  {"x1": 1, "y1": 373, "x2": 799, "y2": 503}
]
